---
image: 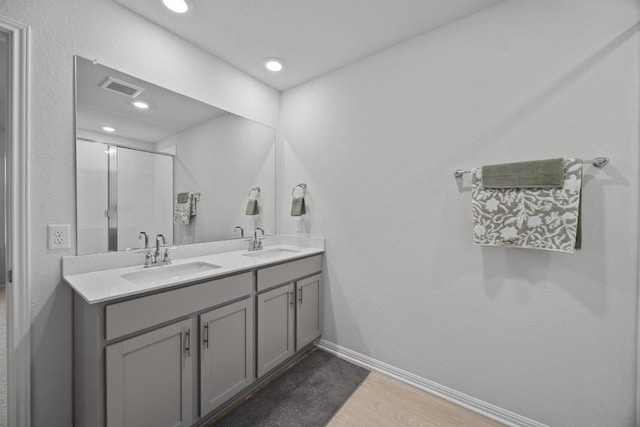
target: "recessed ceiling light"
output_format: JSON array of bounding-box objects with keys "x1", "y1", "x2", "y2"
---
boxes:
[
  {"x1": 102, "y1": 126, "x2": 116, "y2": 132},
  {"x1": 264, "y1": 58, "x2": 284, "y2": 72},
  {"x1": 162, "y1": 0, "x2": 189, "y2": 13},
  {"x1": 132, "y1": 101, "x2": 149, "y2": 109}
]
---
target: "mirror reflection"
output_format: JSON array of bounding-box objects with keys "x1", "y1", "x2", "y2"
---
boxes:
[{"x1": 75, "y1": 56, "x2": 276, "y2": 255}]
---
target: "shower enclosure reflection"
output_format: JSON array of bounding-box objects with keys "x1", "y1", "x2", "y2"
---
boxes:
[
  {"x1": 76, "y1": 140, "x2": 173, "y2": 254},
  {"x1": 74, "y1": 56, "x2": 276, "y2": 255}
]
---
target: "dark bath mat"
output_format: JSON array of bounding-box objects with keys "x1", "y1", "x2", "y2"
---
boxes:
[{"x1": 212, "y1": 350, "x2": 370, "y2": 427}]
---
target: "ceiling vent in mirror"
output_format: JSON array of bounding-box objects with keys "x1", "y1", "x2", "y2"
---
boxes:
[{"x1": 100, "y1": 77, "x2": 144, "y2": 98}]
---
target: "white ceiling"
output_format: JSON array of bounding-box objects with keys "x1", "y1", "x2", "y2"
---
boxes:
[
  {"x1": 113, "y1": 0, "x2": 503, "y2": 91},
  {"x1": 76, "y1": 56, "x2": 227, "y2": 143}
]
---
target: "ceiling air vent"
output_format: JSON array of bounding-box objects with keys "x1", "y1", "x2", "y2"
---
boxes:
[{"x1": 100, "y1": 77, "x2": 144, "y2": 98}]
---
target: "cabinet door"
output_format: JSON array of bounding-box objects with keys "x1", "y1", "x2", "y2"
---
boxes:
[
  {"x1": 257, "y1": 283, "x2": 295, "y2": 377},
  {"x1": 200, "y1": 298, "x2": 254, "y2": 415},
  {"x1": 106, "y1": 318, "x2": 194, "y2": 427},
  {"x1": 296, "y1": 274, "x2": 321, "y2": 350}
]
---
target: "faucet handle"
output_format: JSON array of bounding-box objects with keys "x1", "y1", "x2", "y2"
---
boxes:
[
  {"x1": 246, "y1": 236, "x2": 258, "y2": 251},
  {"x1": 162, "y1": 248, "x2": 172, "y2": 264},
  {"x1": 143, "y1": 252, "x2": 153, "y2": 268}
]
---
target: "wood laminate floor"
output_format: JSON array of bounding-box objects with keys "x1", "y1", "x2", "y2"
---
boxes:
[{"x1": 328, "y1": 371, "x2": 504, "y2": 427}]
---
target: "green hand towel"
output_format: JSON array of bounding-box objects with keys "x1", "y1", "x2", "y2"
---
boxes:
[
  {"x1": 291, "y1": 197, "x2": 306, "y2": 216},
  {"x1": 482, "y1": 158, "x2": 565, "y2": 188},
  {"x1": 245, "y1": 199, "x2": 259, "y2": 216},
  {"x1": 177, "y1": 192, "x2": 191, "y2": 203}
]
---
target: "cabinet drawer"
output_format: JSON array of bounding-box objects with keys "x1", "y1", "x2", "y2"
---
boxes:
[
  {"x1": 105, "y1": 272, "x2": 251, "y2": 341},
  {"x1": 257, "y1": 255, "x2": 322, "y2": 292}
]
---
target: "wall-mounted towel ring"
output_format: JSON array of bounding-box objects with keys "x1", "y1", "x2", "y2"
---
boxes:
[
  {"x1": 248, "y1": 187, "x2": 261, "y2": 198},
  {"x1": 246, "y1": 187, "x2": 260, "y2": 215},
  {"x1": 292, "y1": 183, "x2": 307, "y2": 197},
  {"x1": 291, "y1": 183, "x2": 307, "y2": 216}
]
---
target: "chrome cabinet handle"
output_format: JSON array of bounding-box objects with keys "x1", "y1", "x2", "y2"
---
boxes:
[
  {"x1": 184, "y1": 329, "x2": 191, "y2": 357},
  {"x1": 298, "y1": 287, "x2": 303, "y2": 304},
  {"x1": 289, "y1": 291, "x2": 294, "y2": 305},
  {"x1": 203, "y1": 324, "x2": 209, "y2": 349}
]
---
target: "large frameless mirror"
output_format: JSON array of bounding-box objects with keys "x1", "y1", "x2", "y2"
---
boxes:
[{"x1": 74, "y1": 56, "x2": 276, "y2": 255}]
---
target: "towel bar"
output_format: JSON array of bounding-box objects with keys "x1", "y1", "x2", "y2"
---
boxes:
[{"x1": 453, "y1": 157, "x2": 609, "y2": 178}]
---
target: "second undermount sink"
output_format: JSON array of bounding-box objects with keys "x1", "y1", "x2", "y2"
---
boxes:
[
  {"x1": 242, "y1": 248, "x2": 301, "y2": 259},
  {"x1": 122, "y1": 262, "x2": 221, "y2": 284}
]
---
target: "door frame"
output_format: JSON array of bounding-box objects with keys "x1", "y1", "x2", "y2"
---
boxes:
[{"x1": 1, "y1": 15, "x2": 31, "y2": 427}]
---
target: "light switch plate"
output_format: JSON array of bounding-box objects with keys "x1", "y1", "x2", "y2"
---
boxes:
[{"x1": 48, "y1": 224, "x2": 71, "y2": 250}]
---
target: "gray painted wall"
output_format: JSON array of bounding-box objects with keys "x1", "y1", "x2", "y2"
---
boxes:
[
  {"x1": 0, "y1": 0, "x2": 279, "y2": 424},
  {"x1": 280, "y1": 0, "x2": 640, "y2": 426}
]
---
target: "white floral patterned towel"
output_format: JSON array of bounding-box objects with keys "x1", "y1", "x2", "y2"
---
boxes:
[{"x1": 471, "y1": 158, "x2": 582, "y2": 253}]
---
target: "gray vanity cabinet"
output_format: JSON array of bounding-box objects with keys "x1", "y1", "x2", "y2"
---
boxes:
[
  {"x1": 200, "y1": 298, "x2": 254, "y2": 415},
  {"x1": 296, "y1": 273, "x2": 322, "y2": 350},
  {"x1": 256, "y1": 283, "x2": 296, "y2": 377},
  {"x1": 105, "y1": 317, "x2": 196, "y2": 427},
  {"x1": 256, "y1": 255, "x2": 322, "y2": 378},
  {"x1": 72, "y1": 255, "x2": 322, "y2": 427}
]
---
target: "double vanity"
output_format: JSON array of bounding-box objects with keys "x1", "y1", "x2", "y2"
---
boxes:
[
  {"x1": 64, "y1": 236, "x2": 324, "y2": 427},
  {"x1": 69, "y1": 55, "x2": 311, "y2": 426}
]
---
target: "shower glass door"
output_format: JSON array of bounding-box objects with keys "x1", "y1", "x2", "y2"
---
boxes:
[
  {"x1": 76, "y1": 140, "x2": 109, "y2": 254},
  {"x1": 116, "y1": 148, "x2": 173, "y2": 250},
  {"x1": 76, "y1": 139, "x2": 173, "y2": 255}
]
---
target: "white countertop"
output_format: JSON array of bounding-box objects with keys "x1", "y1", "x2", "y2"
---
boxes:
[{"x1": 64, "y1": 244, "x2": 324, "y2": 305}]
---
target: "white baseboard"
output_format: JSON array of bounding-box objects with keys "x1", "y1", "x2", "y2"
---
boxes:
[{"x1": 317, "y1": 339, "x2": 548, "y2": 427}]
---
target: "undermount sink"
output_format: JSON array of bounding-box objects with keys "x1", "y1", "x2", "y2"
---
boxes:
[
  {"x1": 122, "y1": 262, "x2": 221, "y2": 283},
  {"x1": 242, "y1": 248, "x2": 301, "y2": 259}
]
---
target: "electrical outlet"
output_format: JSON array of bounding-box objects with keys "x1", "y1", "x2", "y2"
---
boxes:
[{"x1": 48, "y1": 224, "x2": 71, "y2": 250}]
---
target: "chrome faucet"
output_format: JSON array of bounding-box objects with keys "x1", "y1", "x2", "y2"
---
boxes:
[
  {"x1": 140, "y1": 234, "x2": 172, "y2": 268},
  {"x1": 248, "y1": 228, "x2": 265, "y2": 251},
  {"x1": 155, "y1": 234, "x2": 166, "y2": 262},
  {"x1": 138, "y1": 231, "x2": 149, "y2": 249},
  {"x1": 234, "y1": 226, "x2": 244, "y2": 238}
]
